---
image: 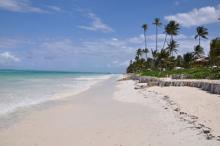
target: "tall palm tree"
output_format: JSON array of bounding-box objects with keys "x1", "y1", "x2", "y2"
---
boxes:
[
  {"x1": 142, "y1": 24, "x2": 148, "y2": 49},
  {"x1": 153, "y1": 18, "x2": 162, "y2": 51},
  {"x1": 162, "y1": 25, "x2": 169, "y2": 49},
  {"x1": 195, "y1": 26, "x2": 208, "y2": 46},
  {"x1": 163, "y1": 21, "x2": 180, "y2": 49},
  {"x1": 167, "y1": 20, "x2": 180, "y2": 41},
  {"x1": 142, "y1": 48, "x2": 149, "y2": 59},
  {"x1": 166, "y1": 40, "x2": 179, "y2": 56}
]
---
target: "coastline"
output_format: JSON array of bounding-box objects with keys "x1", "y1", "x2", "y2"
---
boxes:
[
  {"x1": 0, "y1": 74, "x2": 116, "y2": 129},
  {"x1": 0, "y1": 75, "x2": 219, "y2": 146}
]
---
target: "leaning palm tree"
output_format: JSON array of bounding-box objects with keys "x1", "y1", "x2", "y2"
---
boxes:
[
  {"x1": 195, "y1": 26, "x2": 208, "y2": 46},
  {"x1": 142, "y1": 48, "x2": 149, "y2": 59},
  {"x1": 153, "y1": 18, "x2": 162, "y2": 51},
  {"x1": 162, "y1": 24, "x2": 169, "y2": 49},
  {"x1": 166, "y1": 40, "x2": 179, "y2": 56},
  {"x1": 142, "y1": 24, "x2": 148, "y2": 49}
]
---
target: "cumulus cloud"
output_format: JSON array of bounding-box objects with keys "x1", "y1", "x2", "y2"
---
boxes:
[
  {"x1": 165, "y1": 5, "x2": 220, "y2": 27},
  {"x1": 79, "y1": 12, "x2": 113, "y2": 32},
  {"x1": 0, "y1": 51, "x2": 20, "y2": 64}
]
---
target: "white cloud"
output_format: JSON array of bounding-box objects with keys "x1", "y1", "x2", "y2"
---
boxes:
[
  {"x1": 0, "y1": 37, "x2": 32, "y2": 49},
  {"x1": 0, "y1": 0, "x2": 62, "y2": 13},
  {"x1": 0, "y1": 0, "x2": 47, "y2": 13},
  {"x1": 0, "y1": 33, "x2": 211, "y2": 71},
  {"x1": 165, "y1": 5, "x2": 220, "y2": 27},
  {"x1": 30, "y1": 33, "x2": 210, "y2": 61},
  {"x1": 0, "y1": 51, "x2": 20, "y2": 64},
  {"x1": 112, "y1": 60, "x2": 130, "y2": 67},
  {"x1": 47, "y1": 5, "x2": 61, "y2": 12},
  {"x1": 79, "y1": 12, "x2": 113, "y2": 32}
]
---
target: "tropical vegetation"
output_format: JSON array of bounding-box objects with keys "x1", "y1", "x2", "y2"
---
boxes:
[{"x1": 127, "y1": 17, "x2": 220, "y2": 79}]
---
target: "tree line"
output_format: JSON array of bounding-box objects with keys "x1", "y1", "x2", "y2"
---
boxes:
[{"x1": 127, "y1": 18, "x2": 220, "y2": 73}]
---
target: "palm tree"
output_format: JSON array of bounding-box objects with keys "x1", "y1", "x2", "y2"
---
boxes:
[
  {"x1": 163, "y1": 21, "x2": 180, "y2": 49},
  {"x1": 167, "y1": 20, "x2": 180, "y2": 41},
  {"x1": 151, "y1": 49, "x2": 158, "y2": 60},
  {"x1": 142, "y1": 48, "x2": 149, "y2": 59},
  {"x1": 166, "y1": 40, "x2": 179, "y2": 56},
  {"x1": 162, "y1": 24, "x2": 169, "y2": 49},
  {"x1": 193, "y1": 45, "x2": 204, "y2": 58},
  {"x1": 210, "y1": 38, "x2": 220, "y2": 65},
  {"x1": 157, "y1": 49, "x2": 169, "y2": 70},
  {"x1": 136, "y1": 48, "x2": 142, "y2": 60},
  {"x1": 195, "y1": 26, "x2": 208, "y2": 46},
  {"x1": 176, "y1": 55, "x2": 183, "y2": 67},
  {"x1": 142, "y1": 24, "x2": 148, "y2": 49},
  {"x1": 153, "y1": 18, "x2": 162, "y2": 51}
]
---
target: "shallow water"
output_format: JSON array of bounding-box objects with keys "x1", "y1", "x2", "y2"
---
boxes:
[{"x1": 0, "y1": 70, "x2": 112, "y2": 116}]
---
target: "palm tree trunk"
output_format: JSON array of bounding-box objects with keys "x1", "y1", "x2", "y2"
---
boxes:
[
  {"x1": 163, "y1": 33, "x2": 167, "y2": 49},
  {"x1": 171, "y1": 35, "x2": 173, "y2": 42},
  {"x1": 144, "y1": 30, "x2": 147, "y2": 49},
  {"x1": 156, "y1": 26, "x2": 158, "y2": 51}
]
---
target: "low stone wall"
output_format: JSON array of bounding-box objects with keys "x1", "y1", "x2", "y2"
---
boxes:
[{"x1": 129, "y1": 74, "x2": 220, "y2": 95}]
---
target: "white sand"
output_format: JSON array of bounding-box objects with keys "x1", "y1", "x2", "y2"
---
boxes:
[
  {"x1": 0, "y1": 78, "x2": 219, "y2": 146},
  {"x1": 148, "y1": 86, "x2": 220, "y2": 136}
]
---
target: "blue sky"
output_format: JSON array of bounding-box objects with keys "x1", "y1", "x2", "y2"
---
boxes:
[{"x1": 0, "y1": 0, "x2": 220, "y2": 73}]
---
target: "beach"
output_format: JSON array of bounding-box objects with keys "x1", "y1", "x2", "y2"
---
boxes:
[{"x1": 0, "y1": 76, "x2": 220, "y2": 146}]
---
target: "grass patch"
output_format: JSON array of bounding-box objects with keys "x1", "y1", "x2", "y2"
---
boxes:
[{"x1": 140, "y1": 68, "x2": 220, "y2": 79}]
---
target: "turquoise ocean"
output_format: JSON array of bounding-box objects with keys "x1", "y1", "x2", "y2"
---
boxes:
[{"x1": 0, "y1": 70, "x2": 112, "y2": 116}]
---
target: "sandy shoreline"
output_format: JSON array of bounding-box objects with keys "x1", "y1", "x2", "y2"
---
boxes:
[
  {"x1": 0, "y1": 76, "x2": 219, "y2": 146},
  {"x1": 148, "y1": 86, "x2": 220, "y2": 136}
]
